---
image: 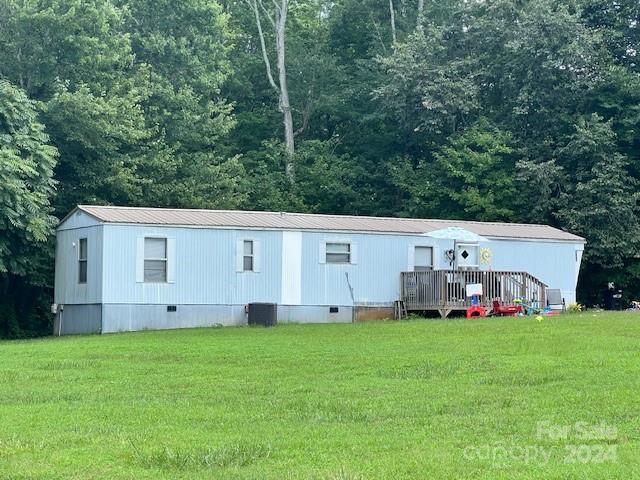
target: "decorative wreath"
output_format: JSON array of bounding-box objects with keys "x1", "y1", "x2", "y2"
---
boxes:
[
  {"x1": 444, "y1": 249, "x2": 455, "y2": 263},
  {"x1": 480, "y1": 248, "x2": 492, "y2": 264}
]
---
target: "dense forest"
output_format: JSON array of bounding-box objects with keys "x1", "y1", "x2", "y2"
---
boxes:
[{"x1": 1, "y1": 0, "x2": 639, "y2": 337}]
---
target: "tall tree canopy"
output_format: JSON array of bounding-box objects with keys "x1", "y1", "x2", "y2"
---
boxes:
[
  {"x1": 0, "y1": 80, "x2": 57, "y2": 337},
  {"x1": 0, "y1": 80, "x2": 57, "y2": 274},
  {"x1": 1, "y1": 0, "x2": 639, "y2": 335}
]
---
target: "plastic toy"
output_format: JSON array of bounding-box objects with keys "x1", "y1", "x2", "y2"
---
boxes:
[
  {"x1": 466, "y1": 283, "x2": 487, "y2": 319},
  {"x1": 490, "y1": 299, "x2": 524, "y2": 316}
]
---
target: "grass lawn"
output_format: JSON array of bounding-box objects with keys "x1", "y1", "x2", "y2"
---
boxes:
[{"x1": 0, "y1": 312, "x2": 639, "y2": 479}]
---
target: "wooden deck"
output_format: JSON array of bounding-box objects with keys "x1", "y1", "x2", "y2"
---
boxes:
[{"x1": 400, "y1": 270, "x2": 547, "y2": 317}]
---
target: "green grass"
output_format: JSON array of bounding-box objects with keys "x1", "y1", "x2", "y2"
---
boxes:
[{"x1": 1, "y1": 312, "x2": 639, "y2": 479}]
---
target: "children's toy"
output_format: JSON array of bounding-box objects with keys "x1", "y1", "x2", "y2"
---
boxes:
[
  {"x1": 466, "y1": 283, "x2": 487, "y2": 319},
  {"x1": 514, "y1": 297, "x2": 542, "y2": 315},
  {"x1": 490, "y1": 299, "x2": 524, "y2": 316}
]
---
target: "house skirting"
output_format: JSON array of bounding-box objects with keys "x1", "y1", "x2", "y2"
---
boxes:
[
  {"x1": 54, "y1": 303, "x2": 397, "y2": 335},
  {"x1": 53, "y1": 304, "x2": 102, "y2": 335}
]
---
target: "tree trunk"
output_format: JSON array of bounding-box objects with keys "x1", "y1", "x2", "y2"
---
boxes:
[
  {"x1": 389, "y1": 0, "x2": 397, "y2": 44},
  {"x1": 275, "y1": 1, "x2": 295, "y2": 177},
  {"x1": 417, "y1": 0, "x2": 425, "y2": 30},
  {"x1": 249, "y1": 0, "x2": 295, "y2": 180}
]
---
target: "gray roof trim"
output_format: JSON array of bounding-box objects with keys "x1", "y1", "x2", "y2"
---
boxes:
[{"x1": 67, "y1": 205, "x2": 586, "y2": 242}]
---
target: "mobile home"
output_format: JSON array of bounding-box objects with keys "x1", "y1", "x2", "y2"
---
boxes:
[{"x1": 53, "y1": 205, "x2": 585, "y2": 334}]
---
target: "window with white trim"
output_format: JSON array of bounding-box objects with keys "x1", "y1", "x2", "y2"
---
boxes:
[
  {"x1": 326, "y1": 242, "x2": 351, "y2": 264},
  {"x1": 243, "y1": 240, "x2": 254, "y2": 272},
  {"x1": 78, "y1": 238, "x2": 87, "y2": 283},
  {"x1": 144, "y1": 237, "x2": 167, "y2": 282},
  {"x1": 414, "y1": 246, "x2": 433, "y2": 271}
]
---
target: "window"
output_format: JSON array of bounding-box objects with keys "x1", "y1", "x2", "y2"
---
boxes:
[
  {"x1": 144, "y1": 237, "x2": 167, "y2": 282},
  {"x1": 78, "y1": 238, "x2": 87, "y2": 283},
  {"x1": 326, "y1": 242, "x2": 350, "y2": 264},
  {"x1": 414, "y1": 246, "x2": 433, "y2": 271},
  {"x1": 243, "y1": 240, "x2": 254, "y2": 272}
]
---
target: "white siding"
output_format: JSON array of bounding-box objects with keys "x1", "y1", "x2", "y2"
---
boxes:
[
  {"x1": 57, "y1": 210, "x2": 101, "y2": 231},
  {"x1": 55, "y1": 220, "x2": 584, "y2": 313},
  {"x1": 54, "y1": 226, "x2": 103, "y2": 304},
  {"x1": 101, "y1": 225, "x2": 282, "y2": 305},
  {"x1": 484, "y1": 239, "x2": 582, "y2": 304},
  {"x1": 281, "y1": 231, "x2": 302, "y2": 305}
]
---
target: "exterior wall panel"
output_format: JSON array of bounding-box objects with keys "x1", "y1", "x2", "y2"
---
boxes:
[
  {"x1": 482, "y1": 239, "x2": 581, "y2": 304},
  {"x1": 101, "y1": 225, "x2": 282, "y2": 305},
  {"x1": 300, "y1": 232, "x2": 442, "y2": 306},
  {"x1": 57, "y1": 210, "x2": 101, "y2": 231},
  {"x1": 281, "y1": 231, "x2": 302, "y2": 305},
  {"x1": 53, "y1": 304, "x2": 101, "y2": 335},
  {"x1": 54, "y1": 226, "x2": 103, "y2": 304}
]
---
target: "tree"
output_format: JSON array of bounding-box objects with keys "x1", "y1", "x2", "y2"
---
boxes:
[
  {"x1": 121, "y1": 0, "x2": 244, "y2": 208},
  {"x1": 392, "y1": 120, "x2": 518, "y2": 221},
  {"x1": 0, "y1": 80, "x2": 58, "y2": 337},
  {"x1": 388, "y1": 0, "x2": 397, "y2": 44},
  {"x1": 246, "y1": 0, "x2": 295, "y2": 178},
  {"x1": 0, "y1": 0, "x2": 152, "y2": 213},
  {"x1": 376, "y1": 25, "x2": 480, "y2": 147},
  {"x1": 558, "y1": 115, "x2": 640, "y2": 269},
  {"x1": 0, "y1": 80, "x2": 57, "y2": 274},
  {"x1": 515, "y1": 159, "x2": 567, "y2": 224},
  {"x1": 1, "y1": 0, "x2": 242, "y2": 214}
]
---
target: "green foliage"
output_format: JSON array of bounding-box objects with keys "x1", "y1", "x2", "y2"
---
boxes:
[
  {"x1": 0, "y1": 80, "x2": 57, "y2": 337},
  {"x1": 1, "y1": 0, "x2": 640, "y2": 333},
  {"x1": 376, "y1": 27, "x2": 480, "y2": 140},
  {"x1": 0, "y1": 315, "x2": 639, "y2": 476},
  {"x1": 515, "y1": 159, "x2": 567, "y2": 224},
  {"x1": 567, "y1": 302, "x2": 584, "y2": 313},
  {"x1": 429, "y1": 120, "x2": 518, "y2": 221},
  {"x1": 389, "y1": 120, "x2": 518, "y2": 221},
  {"x1": 0, "y1": 80, "x2": 57, "y2": 274},
  {"x1": 556, "y1": 114, "x2": 640, "y2": 271},
  {"x1": 240, "y1": 139, "x2": 364, "y2": 214},
  {"x1": 1, "y1": 0, "x2": 240, "y2": 214},
  {"x1": 559, "y1": 153, "x2": 639, "y2": 269}
]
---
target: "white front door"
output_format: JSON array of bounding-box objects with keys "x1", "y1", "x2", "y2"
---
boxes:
[{"x1": 456, "y1": 243, "x2": 478, "y2": 269}]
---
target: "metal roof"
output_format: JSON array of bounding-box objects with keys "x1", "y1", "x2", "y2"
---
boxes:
[{"x1": 70, "y1": 205, "x2": 585, "y2": 242}]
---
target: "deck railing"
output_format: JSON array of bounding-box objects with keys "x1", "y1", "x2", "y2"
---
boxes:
[{"x1": 400, "y1": 270, "x2": 547, "y2": 313}]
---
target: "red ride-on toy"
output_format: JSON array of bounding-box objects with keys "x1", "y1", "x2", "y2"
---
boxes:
[
  {"x1": 466, "y1": 304, "x2": 487, "y2": 319},
  {"x1": 490, "y1": 299, "x2": 524, "y2": 316},
  {"x1": 465, "y1": 284, "x2": 487, "y2": 319}
]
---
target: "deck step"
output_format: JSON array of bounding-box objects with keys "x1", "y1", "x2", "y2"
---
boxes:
[{"x1": 393, "y1": 300, "x2": 408, "y2": 320}]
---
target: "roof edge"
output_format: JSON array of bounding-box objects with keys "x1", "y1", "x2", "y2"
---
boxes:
[
  {"x1": 75, "y1": 204, "x2": 581, "y2": 231},
  {"x1": 72, "y1": 204, "x2": 585, "y2": 242},
  {"x1": 57, "y1": 206, "x2": 104, "y2": 228}
]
